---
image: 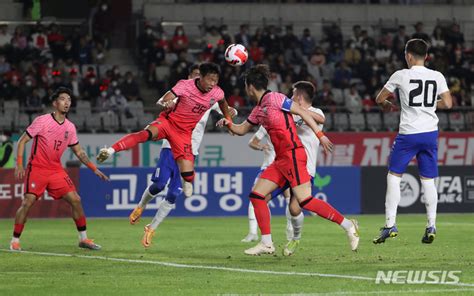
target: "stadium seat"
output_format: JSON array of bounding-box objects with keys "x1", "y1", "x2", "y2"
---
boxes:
[
  {"x1": 449, "y1": 112, "x2": 465, "y2": 131},
  {"x1": 67, "y1": 113, "x2": 86, "y2": 131},
  {"x1": 366, "y1": 113, "x2": 382, "y2": 131},
  {"x1": 437, "y1": 112, "x2": 449, "y2": 131},
  {"x1": 15, "y1": 113, "x2": 30, "y2": 131},
  {"x1": 383, "y1": 112, "x2": 400, "y2": 131},
  {"x1": 75, "y1": 100, "x2": 92, "y2": 116},
  {"x1": 138, "y1": 112, "x2": 155, "y2": 126},
  {"x1": 348, "y1": 113, "x2": 366, "y2": 131},
  {"x1": 128, "y1": 100, "x2": 145, "y2": 117},
  {"x1": 85, "y1": 113, "x2": 103, "y2": 132},
  {"x1": 334, "y1": 113, "x2": 349, "y2": 131},
  {"x1": 102, "y1": 112, "x2": 119, "y2": 132},
  {"x1": 4, "y1": 101, "x2": 20, "y2": 118},
  {"x1": 323, "y1": 113, "x2": 333, "y2": 131},
  {"x1": 0, "y1": 112, "x2": 14, "y2": 130},
  {"x1": 155, "y1": 66, "x2": 170, "y2": 81},
  {"x1": 120, "y1": 114, "x2": 138, "y2": 132}
]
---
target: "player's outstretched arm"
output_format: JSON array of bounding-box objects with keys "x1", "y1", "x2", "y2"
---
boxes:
[
  {"x1": 309, "y1": 111, "x2": 325, "y2": 124},
  {"x1": 437, "y1": 91, "x2": 453, "y2": 109},
  {"x1": 375, "y1": 88, "x2": 395, "y2": 112},
  {"x1": 218, "y1": 99, "x2": 234, "y2": 121},
  {"x1": 216, "y1": 118, "x2": 253, "y2": 136},
  {"x1": 15, "y1": 132, "x2": 32, "y2": 181},
  {"x1": 70, "y1": 144, "x2": 109, "y2": 181},
  {"x1": 290, "y1": 103, "x2": 334, "y2": 153}
]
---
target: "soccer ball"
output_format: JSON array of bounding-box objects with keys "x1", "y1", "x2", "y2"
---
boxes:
[{"x1": 225, "y1": 44, "x2": 248, "y2": 66}]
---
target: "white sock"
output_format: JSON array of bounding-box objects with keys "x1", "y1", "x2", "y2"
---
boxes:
[
  {"x1": 107, "y1": 147, "x2": 115, "y2": 155},
  {"x1": 421, "y1": 178, "x2": 438, "y2": 228},
  {"x1": 261, "y1": 234, "x2": 272, "y2": 245},
  {"x1": 340, "y1": 218, "x2": 353, "y2": 231},
  {"x1": 11, "y1": 237, "x2": 19, "y2": 243},
  {"x1": 149, "y1": 200, "x2": 174, "y2": 230},
  {"x1": 291, "y1": 213, "x2": 304, "y2": 240},
  {"x1": 385, "y1": 174, "x2": 402, "y2": 228},
  {"x1": 285, "y1": 201, "x2": 294, "y2": 240},
  {"x1": 248, "y1": 202, "x2": 258, "y2": 235},
  {"x1": 138, "y1": 186, "x2": 156, "y2": 209},
  {"x1": 78, "y1": 231, "x2": 87, "y2": 240}
]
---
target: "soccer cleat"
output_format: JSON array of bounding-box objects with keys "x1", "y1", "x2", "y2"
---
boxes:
[
  {"x1": 283, "y1": 239, "x2": 300, "y2": 256},
  {"x1": 373, "y1": 225, "x2": 398, "y2": 244},
  {"x1": 346, "y1": 219, "x2": 360, "y2": 251},
  {"x1": 286, "y1": 221, "x2": 294, "y2": 241},
  {"x1": 241, "y1": 233, "x2": 258, "y2": 243},
  {"x1": 96, "y1": 147, "x2": 111, "y2": 163},
  {"x1": 10, "y1": 241, "x2": 21, "y2": 251},
  {"x1": 142, "y1": 225, "x2": 155, "y2": 248},
  {"x1": 421, "y1": 226, "x2": 436, "y2": 244},
  {"x1": 244, "y1": 242, "x2": 275, "y2": 256},
  {"x1": 78, "y1": 239, "x2": 101, "y2": 250},
  {"x1": 129, "y1": 206, "x2": 144, "y2": 225},
  {"x1": 181, "y1": 178, "x2": 193, "y2": 197}
]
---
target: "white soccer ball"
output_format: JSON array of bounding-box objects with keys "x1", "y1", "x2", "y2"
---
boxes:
[{"x1": 224, "y1": 44, "x2": 248, "y2": 66}]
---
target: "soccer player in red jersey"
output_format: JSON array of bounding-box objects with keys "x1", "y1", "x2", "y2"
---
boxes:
[
  {"x1": 96, "y1": 62, "x2": 232, "y2": 197},
  {"x1": 218, "y1": 65, "x2": 360, "y2": 255},
  {"x1": 11, "y1": 87, "x2": 109, "y2": 251}
]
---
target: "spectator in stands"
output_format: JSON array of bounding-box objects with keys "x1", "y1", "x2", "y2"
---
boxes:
[
  {"x1": 261, "y1": 25, "x2": 281, "y2": 55},
  {"x1": 279, "y1": 74, "x2": 294, "y2": 96},
  {"x1": 0, "y1": 55, "x2": 11, "y2": 75},
  {"x1": 47, "y1": 23, "x2": 65, "y2": 57},
  {"x1": 234, "y1": 24, "x2": 250, "y2": 48},
  {"x1": 328, "y1": 44, "x2": 344, "y2": 65},
  {"x1": 412, "y1": 22, "x2": 429, "y2": 42},
  {"x1": 227, "y1": 87, "x2": 245, "y2": 109},
  {"x1": 107, "y1": 88, "x2": 132, "y2": 117},
  {"x1": 68, "y1": 69, "x2": 82, "y2": 98},
  {"x1": 446, "y1": 23, "x2": 464, "y2": 48},
  {"x1": 23, "y1": 87, "x2": 43, "y2": 114},
  {"x1": 83, "y1": 75, "x2": 100, "y2": 102},
  {"x1": 203, "y1": 26, "x2": 222, "y2": 49},
  {"x1": 333, "y1": 61, "x2": 352, "y2": 89},
  {"x1": 248, "y1": 39, "x2": 264, "y2": 64},
  {"x1": 0, "y1": 25, "x2": 12, "y2": 48},
  {"x1": 220, "y1": 25, "x2": 234, "y2": 47},
  {"x1": 359, "y1": 30, "x2": 375, "y2": 54},
  {"x1": 300, "y1": 28, "x2": 316, "y2": 57},
  {"x1": 344, "y1": 41, "x2": 361, "y2": 67},
  {"x1": 11, "y1": 26, "x2": 28, "y2": 62},
  {"x1": 375, "y1": 43, "x2": 391, "y2": 64},
  {"x1": 325, "y1": 23, "x2": 344, "y2": 49},
  {"x1": 31, "y1": 25, "x2": 49, "y2": 53},
  {"x1": 138, "y1": 26, "x2": 156, "y2": 62},
  {"x1": 171, "y1": 25, "x2": 189, "y2": 53},
  {"x1": 392, "y1": 25, "x2": 409, "y2": 59},
  {"x1": 78, "y1": 36, "x2": 92, "y2": 65},
  {"x1": 431, "y1": 26, "x2": 446, "y2": 49},
  {"x1": 169, "y1": 51, "x2": 191, "y2": 85},
  {"x1": 111, "y1": 65, "x2": 122, "y2": 82},
  {"x1": 121, "y1": 71, "x2": 140, "y2": 101},
  {"x1": 92, "y1": 1, "x2": 114, "y2": 48},
  {"x1": 267, "y1": 71, "x2": 281, "y2": 92},
  {"x1": 345, "y1": 84, "x2": 362, "y2": 113},
  {"x1": 251, "y1": 27, "x2": 263, "y2": 46},
  {"x1": 362, "y1": 93, "x2": 375, "y2": 113}
]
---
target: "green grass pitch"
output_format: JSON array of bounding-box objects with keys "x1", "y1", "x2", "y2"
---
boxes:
[{"x1": 0, "y1": 214, "x2": 473, "y2": 295}]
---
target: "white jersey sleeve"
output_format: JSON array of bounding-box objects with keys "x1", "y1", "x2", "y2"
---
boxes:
[
  {"x1": 191, "y1": 103, "x2": 220, "y2": 155},
  {"x1": 161, "y1": 139, "x2": 171, "y2": 149},
  {"x1": 254, "y1": 126, "x2": 275, "y2": 169},
  {"x1": 293, "y1": 107, "x2": 324, "y2": 177},
  {"x1": 384, "y1": 66, "x2": 449, "y2": 134}
]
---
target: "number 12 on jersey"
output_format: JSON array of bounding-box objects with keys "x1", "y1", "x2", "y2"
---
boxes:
[{"x1": 408, "y1": 79, "x2": 437, "y2": 107}]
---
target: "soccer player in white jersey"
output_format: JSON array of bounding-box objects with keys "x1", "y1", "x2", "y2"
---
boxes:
[
  {"x1": 128, "y1": 65, "x2": 236, "y2": 248},
  {"x1": 373, "y1": 39, "x2": 453, "y2": 244}
]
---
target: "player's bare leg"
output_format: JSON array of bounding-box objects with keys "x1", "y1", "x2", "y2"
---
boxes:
[
  {"x1": 244, "y1": 178, "x2": 279, "y2": 255},
  {"x1": 176, "y1": 158, "x2": 194, "y2": 197},
  {"x1": 97, "y1": 125, "x2": 158, "y2": 163},
  {"x1": 291, "y1": 182, "x2": 360, "y2": 251},
  {"x1": 284, "y1": 196, "x2": 304, "y2": 256},
  {"x1": 10, "y1": 194, "x2": 37, "y2": 251},
  {"x1": 63, "y1": 192, "x2": 101, "y2": 250}
]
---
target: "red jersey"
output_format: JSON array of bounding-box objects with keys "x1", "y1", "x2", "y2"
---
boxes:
[
  {"x1": 247, "y1": 91, "x2": 303, "y2": 155},
  {"x1": 166, "y1": 78, "x2": 225, "y2": 133},
  {"x1": 25, "y1": 113, "x2": 79, "y2": 170}
]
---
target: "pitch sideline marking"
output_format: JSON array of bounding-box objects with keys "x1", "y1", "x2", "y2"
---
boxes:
[
  {"x1": 1, "y1": 249, "x2": 473, "y2": 289},
  {"x1": 303, "y1": 288, "x2": 474, "y2": 295}
]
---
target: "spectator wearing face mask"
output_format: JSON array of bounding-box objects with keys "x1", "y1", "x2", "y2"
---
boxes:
[
  {"x1": 121, "y1": 71, "x2": 140, "y2": 101},
  {"x1": 108, "y1": 88, "x2": 133, "y2": 118},
  {"x1": 171, "y1": 26, "x2": 189, "y2": 54}
]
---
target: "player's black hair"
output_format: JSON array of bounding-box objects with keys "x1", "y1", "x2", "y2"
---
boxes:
[
  {"x1": 50, "y1": 87, "x2": 72, "y2": 102},
  {"x1": 244, "y1": 64, "x2": 270, "y2": 91},
  {"x1": 188, "y1": 63, "x2": 200, "y2": 75},
  {"x1": 292, "y1": 81, "x2": 315, "y2": 104},
  {"x1": 199, "y1": 62, "x2": 220, "y2": 77},
  {"x1": 405, "y1": 38, "x2": 429, "y2": 59}
]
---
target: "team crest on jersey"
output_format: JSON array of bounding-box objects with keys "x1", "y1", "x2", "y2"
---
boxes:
[
  {"x1": 209, "y1": 98, "x2": 215, "y2": 106},
  {"x1": 64, "y1": 131, "x2": 69, "y2": 140},
  {"x1": 263, "y1": 107, "x2": 268, "y2": 114},
  {"x1": 31, "y1": 182, "x2": 36, "y2": 189}
]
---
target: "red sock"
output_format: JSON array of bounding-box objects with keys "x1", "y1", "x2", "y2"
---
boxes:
[
  {"x1": 300, "y1": 197, "x2": 344, "y2": 224},
  {"x1": 249, "y1": 192, "x2": 271, "y2": 235},
  {"x1": 13, "y1": 223, "x2": 25, "y2": 238},
  {"x1": 74, "y1": 216, "x2": 87, "y2": 232},
  {"x1": 181, "y1": 171, "x2": 195, "y2": 182},
  {"x1": 112, "y1": 130, "x2": 151, "y2": 152}
]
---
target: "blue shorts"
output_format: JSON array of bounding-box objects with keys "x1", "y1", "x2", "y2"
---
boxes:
[
  {"x1": 151, "y1": 148, "x2": 182, "y2": 194},
  {"x1": 254, "y1": 169, "x2": 314, "y2": 199},
  {"x1": 388, "y1": 130, "x2": 438, "y2": 178}
]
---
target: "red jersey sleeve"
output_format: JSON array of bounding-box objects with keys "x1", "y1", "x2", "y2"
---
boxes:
[
  {"x1": 170, "y1": 79, "x2": 187, "y2": 97},
  {"x1": 246, "y1": 106, "x2": 260, "y2": 126},
  {"x1": 26, "y1": 116, "x2": 45, "y2": 138},
  {"x1": 68, "y1": 124, "x2": 79, "y2": 147}
]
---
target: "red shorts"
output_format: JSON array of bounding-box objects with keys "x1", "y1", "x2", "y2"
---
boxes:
[
  {"x1": 260, "y1": 147, "x2": 310, "y2": 188},
  {"x1": 24, "y1": 166, "x2": 76, "y2": 199},
  {"x1": 149, "y1": 116, "x2": 194, "y2": 162}
]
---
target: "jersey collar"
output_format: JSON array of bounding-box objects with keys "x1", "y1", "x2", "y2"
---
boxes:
[
  {"x1": 258, "y1": 90, "x2": 271, "y2": 106},
  {"x1": 51, "y1": 113, "x2": 65, "y2": 125},
  {"x1": 194, "y1": 78, "x2": 208, "y2": 94}
]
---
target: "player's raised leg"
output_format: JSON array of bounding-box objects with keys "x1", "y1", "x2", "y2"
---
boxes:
[
  {"x1": 62, "y1": 192, "x2": 101, "y2": 250},
  {"x1": 292, "y1": 182, "x2": 359, "y2": 251},
  {"x1": 10, "y1": 194, "x2": 37, "y2": 251},
  {"x1": 176, "y1": 158, "x2": 195, "y2": 197},
  {"x1": 97, "y1": 126, "x2": 157, "y2": 163}
]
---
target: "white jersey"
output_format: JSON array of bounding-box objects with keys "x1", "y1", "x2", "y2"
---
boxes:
[
  {"x1": 293, "y1": 107, "x2": 324, "y2": 177},
  {"x1": 254, "y1": 126, "x2": 275, "y2": 170},
  {"x1": 162, "y1": 102, "x2": 221, "y2": 155},
  {"x1": 384, "y1": 65, "x2": 449, "y2": 135}
]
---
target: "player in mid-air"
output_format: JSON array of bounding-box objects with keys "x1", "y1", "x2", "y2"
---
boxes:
[
  {"x1": 11, "y1": 87, "x2": 109, "y2": 251},
  {"x1": 219, "y1": 65, "x2": 359, "y2": 255},
  {"x1": 96, "y1": 62, "x2": 233, "y2": 198},
  {"x1": 373, "y1": 39, "x2": 452, "y2": 244},
  {"x1": 128, "y1": 64, "x2": 237, "y2": 248}
]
